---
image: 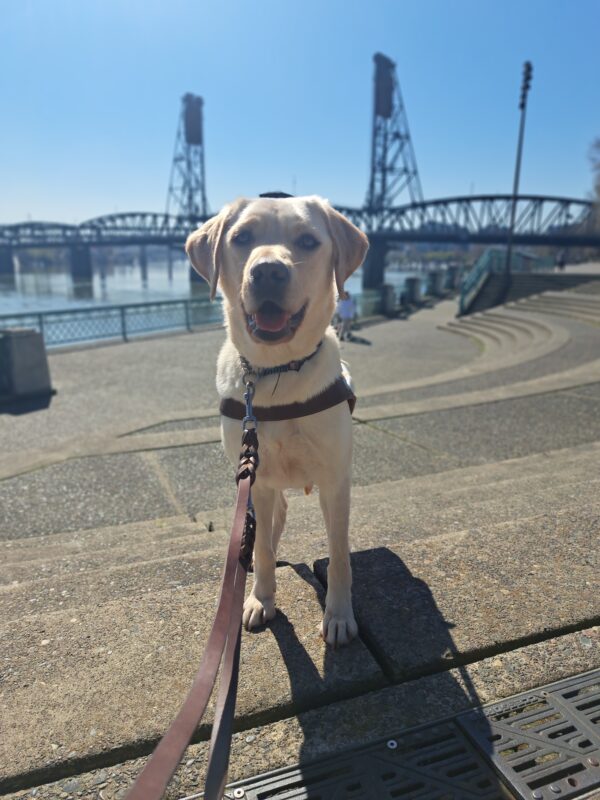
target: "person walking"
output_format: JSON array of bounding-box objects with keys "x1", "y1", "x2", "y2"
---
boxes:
[{"x1": 336, "y1": 292, "x2": 356, "y2": 341}]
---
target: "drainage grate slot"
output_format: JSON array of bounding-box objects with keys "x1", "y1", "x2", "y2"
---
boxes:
[
  {"x1": 577, "y1": 697, "x2": 600, "y2": 712},
  {"x1": 389, "y1": 781, "x2": 426, "y2": 797},
  {"x1": 520, "y1": 712, "x2": 562, "y2": 731},
  {"x1": 563, "y1": 683, "x2": 600, "y2": 700},
  {"x1": 548, "y1": 725, "x2": 577, "y2": 739},
  {"x1": 512, "y1": 752, "x2": 559, "y2": 773},
  {"x1": 416, "y1": 745, "x2": 467, "y2": 767},
  {"x1": 446, "y1": 761, "x2": 480, "y2": 778},
  {"x1": 457, "y1": 668, "x2": 600, "y2": 800},
  {"x1": 527, "y1": 762, "x2": 585, "y2": 791}
]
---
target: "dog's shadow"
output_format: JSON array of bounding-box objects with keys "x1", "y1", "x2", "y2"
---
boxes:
[{"x1": 261, "y1": 548, "x2": 507, "y2": 798}]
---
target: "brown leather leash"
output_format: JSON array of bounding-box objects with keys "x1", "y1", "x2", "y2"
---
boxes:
[{"x1": 126, "y1": 378, "x2": 259, "y2": 800}]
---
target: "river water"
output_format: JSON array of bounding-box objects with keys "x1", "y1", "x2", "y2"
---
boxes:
[{"x1": 0, "y1": 257, "x2": 427, "y2": 317}]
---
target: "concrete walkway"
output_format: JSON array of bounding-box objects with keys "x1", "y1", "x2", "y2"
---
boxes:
[{"x1": 1, "y1": 287, "x2": 600, "y2": 799}]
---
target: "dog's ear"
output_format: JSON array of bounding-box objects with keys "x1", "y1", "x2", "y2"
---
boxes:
[
  {"x1": 318, "y1": 199, "x2": 369, "y2": 297},
  {"x1": 185, "y1": 206, "x2": 231, "y2": 300}
]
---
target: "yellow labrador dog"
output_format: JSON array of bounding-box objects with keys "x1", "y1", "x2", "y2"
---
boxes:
[{"x1": 186, "y1": 194, "x2": 368, "y2": 645}]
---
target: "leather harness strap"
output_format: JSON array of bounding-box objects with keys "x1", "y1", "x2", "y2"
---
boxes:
[{"x1": 220, "y1": 375, "x2": 356, "y2": 421}]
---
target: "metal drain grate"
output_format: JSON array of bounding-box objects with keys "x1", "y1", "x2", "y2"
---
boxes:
[
  {"x1": 457, "y1": 669, "x2": 600, "y2": 799},
  {"x1": 210, "y1": 720, "x2": 512, "y2": 799},
  {"x1": 181, "y1": 669, "x2": 600, "y2": 800}
]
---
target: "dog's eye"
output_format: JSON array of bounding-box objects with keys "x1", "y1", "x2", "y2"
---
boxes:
[
  {"x1": 296, "y1": 233, "x2": 320, "y2": 250},
  {"x1": 232, "y1": 229, "x2": 253, "y2": 246}
]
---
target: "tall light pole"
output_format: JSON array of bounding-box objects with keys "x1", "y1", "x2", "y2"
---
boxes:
[{"x1": 505, "y1": 61, "x2": 533, "y2": 277}]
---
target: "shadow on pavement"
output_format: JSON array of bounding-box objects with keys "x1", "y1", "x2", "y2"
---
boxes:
[{"x1": 262, "y1": 548, "x2": 513, "y2": 798}]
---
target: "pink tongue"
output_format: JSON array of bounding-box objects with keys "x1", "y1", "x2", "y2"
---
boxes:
[{"x1": 254, "y1": 309, "x2": 290, "y2": 332}]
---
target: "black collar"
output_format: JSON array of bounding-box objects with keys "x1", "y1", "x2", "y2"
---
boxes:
[{"x1": 239, "y1": 341, "x2": 323, "y2": 379}]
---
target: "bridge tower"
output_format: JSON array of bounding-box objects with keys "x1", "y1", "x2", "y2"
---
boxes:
[
  {"x1": 366, "y1": 53, "x2": 423, "y2": 213},
  {"x1": 363, "y1": 53, "x2": 424, "y2": 289},
  {"x1": 166, "y1": 94, "x2": 209, "y2": 218}
]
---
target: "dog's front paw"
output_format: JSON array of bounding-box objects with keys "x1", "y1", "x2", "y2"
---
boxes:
[
  {"x1": 320, "y1": 607, "x2": 358, "y2": 646},
  {"x1": 243, "y1": 593, "x2": 276, "y2": 630}
]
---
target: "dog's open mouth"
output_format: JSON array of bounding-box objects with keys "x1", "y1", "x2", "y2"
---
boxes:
[{"x1": 246, "y1": 301, "x2": 307, "y2": 342}]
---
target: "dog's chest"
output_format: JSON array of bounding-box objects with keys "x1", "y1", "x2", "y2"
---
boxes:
[
  {"x1": 222, "y1": 415, "x2": 337, "y2": 490},
  {"x1": 260, "y1": 422, "x2": 320, "y2": 486}
]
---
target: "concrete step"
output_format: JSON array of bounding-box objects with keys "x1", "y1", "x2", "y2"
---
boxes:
[
  {"x1": 2, "y1": 444, "x2": 599, "y2": 793},
  {"x1": 4, "y1": 467, "x2": 598, "y2": 622},
  {"x1": 445, "y1": 318, "x2": 506, "y2": 349},
  {"x1": 484, "y1": 305, "x2": 555, "y2": 326},
  {"x1": 0, "y1": 564, "x2": 383, "y2": 793},
  {"x1": 509, "y1": 298, "x2": 600, "y2": 325},
  {"x1": 517, "y1": 303, "x2": 600, "y2": 325},
  {"x1": 544, "y1": 290, "x2": 600, "y2": 308},
  {"x1": 525, "y1": 296, "x2": 600, "y2": 317},
  {"x1": 0, "y1": 527, "x2": 227, "y2": 586},
  {"x1": 0, "y1": 531, "x2": 223, "y2": 593},
  {"x1": 568, "y1": 279, "x2": 600, "y2": 295},
  {"x1": 190, "y1": 442, "x2": 600, "y2": 565},
  {"x1": 0, "y1": 544, "x2": 230, "y2": 621},
  {"x1": 4, "y1": 624, "x2": 600, "y2": 800},
  {"x1": 464, "y1": 307, "x2": 553, "y2": 343},
  {"x1": 364, "y1": 313, "x2": 568, "y2": 401},
  {"x1": 276, "y1": 474, "x2": 600, "y2": 567},
  {"x1": 2, "y1": 500, "x2": 598, "y2": 793},
  {"x1": 314, "y1": 502, "x2": 600, "y2": 681},
  {"x1": 6, "y1": 436, "x2": 595, "y2": 557},
  {"x1": 526, "y1": 305, "x2": 600, "y2": 324},
  {"x1": 458, "y1": 316, "x2": 522, "y2": 348},
  {"x1": 0, "y1": 515, "x2": 203, "y2": 564},
  {"x1": 474, "y1": 310, "x2": 538, "y2": 341},
  {"x1": 1, "y1": 443, "x2": 597, "y2": 628}
]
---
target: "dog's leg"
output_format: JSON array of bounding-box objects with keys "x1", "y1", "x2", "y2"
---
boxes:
[
  {"x1": 318, "y1": 477, "x2": 358, "y2": 646},
  {"x1": 271, "y1": 491, "x2": 287, "y2": 555},
  {"x1": 243, "y1": 483, "x2": 277, "y2": 630}
]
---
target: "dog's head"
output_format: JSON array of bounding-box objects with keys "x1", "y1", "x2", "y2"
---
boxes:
[{"x1": 185, "y1": 195, "x2": 368, "y2": 362}]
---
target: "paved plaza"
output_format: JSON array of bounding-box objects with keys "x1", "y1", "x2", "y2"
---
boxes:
[{"x1": 1, "y1": 278, "x2": 600, "y2": 799}]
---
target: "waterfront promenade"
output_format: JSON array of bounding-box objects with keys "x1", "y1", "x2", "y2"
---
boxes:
[{"x1": 2, "y1": 274, "x2": 600, "y2": 799}]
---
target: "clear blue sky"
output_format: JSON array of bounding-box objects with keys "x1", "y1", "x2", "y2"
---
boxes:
[{"x1": 2, "y1": 0, "x2": 599, "y2": 223}]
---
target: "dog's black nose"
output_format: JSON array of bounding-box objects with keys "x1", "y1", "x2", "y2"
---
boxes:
[{"x1": 249, "y1": 261, "x2": 290, "y2": 289}]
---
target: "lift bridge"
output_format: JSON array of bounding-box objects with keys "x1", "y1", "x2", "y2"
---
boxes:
[{"x1": 1, "y1": 54, "x2": 598, "y2": 289}]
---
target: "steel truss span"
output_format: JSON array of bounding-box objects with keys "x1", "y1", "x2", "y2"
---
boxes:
[
  {"x1": 0, "y1": 195, "x2": 598, "y2": 248},
  {"x1": 338, "y1": 194, "x2": 598, "y2": 246},
  {"x1": 0, "y1": 212, "x2": 210, "y2": 248}
]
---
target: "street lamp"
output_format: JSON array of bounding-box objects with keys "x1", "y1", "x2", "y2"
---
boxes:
[{"x1": 505, "y1": 61, "x2": 533, "y2": 277}]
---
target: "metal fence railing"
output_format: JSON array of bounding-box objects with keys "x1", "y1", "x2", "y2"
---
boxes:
[
  {"x1": 459, "y1": 248, "x2": 555, "y2": 314},
  {"x1": 0, "y1": 297, "x2": 224, "y2": 348},
  {"x1": 0, "y1": 290, "x2": 386, "y2": 349}
]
